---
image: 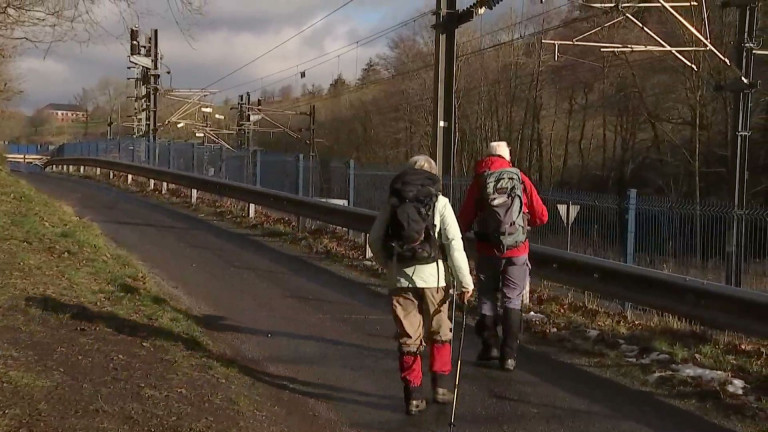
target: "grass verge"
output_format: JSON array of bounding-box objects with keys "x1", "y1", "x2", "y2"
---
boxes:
[{"x1": 0, "y1": 165, "x2": 282, "y2": 431}]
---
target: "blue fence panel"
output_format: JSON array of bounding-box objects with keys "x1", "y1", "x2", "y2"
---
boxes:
[
  {"x1": 261, "y1": 151, "x2": 299, "y2": 195},
  {"x1": 44, "y1": 138, "x2": 768, "y2": 292}
]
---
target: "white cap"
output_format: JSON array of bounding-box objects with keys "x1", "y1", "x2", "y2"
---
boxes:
[{"x1": 488, "y1": 141, "x2": 510, "y2": 161}]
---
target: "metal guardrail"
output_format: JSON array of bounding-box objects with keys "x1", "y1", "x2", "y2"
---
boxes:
[
  {"x1": 6, "y1": 154, "x2": 49, "y2": 166},
  {"x1": 44, "y1": 157, "x2": 768, "y2": 339}
]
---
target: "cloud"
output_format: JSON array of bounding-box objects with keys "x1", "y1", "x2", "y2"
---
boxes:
[{"x1": 9, "y1": 0, "x2": 529, "y2": 113}]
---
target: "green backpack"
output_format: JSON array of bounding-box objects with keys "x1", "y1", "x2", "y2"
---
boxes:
[{"x1": 474, "y1": 168, "x2": 528, "y2": 253}]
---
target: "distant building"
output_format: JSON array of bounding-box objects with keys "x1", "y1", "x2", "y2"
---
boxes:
[{"x1": 40, "y1": 103, "x2": 87, "y2": 123}]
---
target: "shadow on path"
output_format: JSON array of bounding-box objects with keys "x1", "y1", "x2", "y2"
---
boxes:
[{"x1": 25, "y1": 296, "x2": 399, "y2": 413}]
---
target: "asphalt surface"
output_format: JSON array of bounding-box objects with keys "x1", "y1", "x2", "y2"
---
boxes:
[{"x1": 21, "y1": 172, "x2": 736, "y2": 432}]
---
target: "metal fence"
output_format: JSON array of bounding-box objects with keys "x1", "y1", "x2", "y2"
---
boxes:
[
  {"x1": 51, "y1": 139, "x2": 351, "y2": 202},
  {"x1": 50, "y1": 139, "x2": 768, "y2": 291}
]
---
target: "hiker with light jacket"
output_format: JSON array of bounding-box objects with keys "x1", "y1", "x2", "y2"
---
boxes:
[
  {"x1": 458, "y1": 141, "x2": 548, "y2": 371},
  {"x1": 369, "y1": 155, "x2": 474, "y2": 416}
]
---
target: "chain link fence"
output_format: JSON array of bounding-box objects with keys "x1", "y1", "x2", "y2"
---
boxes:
[{"x1": 50, "y1": 139, "x2": 768, "y2": 291}]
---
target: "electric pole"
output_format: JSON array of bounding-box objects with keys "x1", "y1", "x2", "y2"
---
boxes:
[
  {"x1": 309, "y1": 104, "x2": 316, "y2": 198},
  {"x1": 723, "y1": 0, "x2": 761, "y2": 287},
  {"x1": 433, "y1": 0, "x2": 457, "y2": 199},
  {"x1": 127, "y1": 26, "x2": 159, "y2": 163},
  {"x1": 237, "y1": 94, "x2": 245, "y2": 148},
  {"x1": 432, "y1": 0, "x2": 503, "y2": 200},
  {"x1": 245, "y1": 91, "x2": 252, "y2": 150},
  {"x1": 149, "y1": 29, "x2": 159, "y2": 165}
]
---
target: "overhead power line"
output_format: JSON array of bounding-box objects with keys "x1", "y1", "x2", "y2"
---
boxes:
[
  {"x1": 250, "y1": 3, "x2": 573, "y2": 100},
  {"x1": 217, "y1": 9, "x2": 434, "y2": 94},
  {"x1": 202, "y1": 0, "x2": 357, "y2": 90},
  {"x1": 276, "y1": 7, "x2": 601, "y2": 111}
]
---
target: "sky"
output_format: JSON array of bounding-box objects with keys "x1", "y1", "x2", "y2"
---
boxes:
[{"x1": 11, "y1": 0, "x2": 551, "y2": 113}]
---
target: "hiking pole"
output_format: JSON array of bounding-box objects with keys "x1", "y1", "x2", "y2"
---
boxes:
[
  {"x1": 445, "y1": 263, "x2": 457, "y2": 359},
  {"x1": 449, "y1": 304, "x2": 468, "y2": 432},
  {"x1": 450, "y1": 280, "x2": 457, "y2": 358}
]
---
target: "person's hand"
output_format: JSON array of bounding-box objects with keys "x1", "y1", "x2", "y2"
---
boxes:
[{"x1": 457, "y1": 289, "x2": 474, "y2": 304}]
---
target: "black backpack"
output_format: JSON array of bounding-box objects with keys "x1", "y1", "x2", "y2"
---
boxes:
[{"x1": 383, "y1": 167, "x2": 442, "y2": 267}]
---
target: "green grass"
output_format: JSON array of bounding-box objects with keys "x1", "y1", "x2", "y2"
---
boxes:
[
  {"x1": 0, "y1": 167, "x2": 205, "y2": 342},
  {"x1": 0, "y1": 164, "x2": 275, "y2": 431}
]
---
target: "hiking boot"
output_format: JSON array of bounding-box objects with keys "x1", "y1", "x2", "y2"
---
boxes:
[
  {"x1": 475, "y1": 314, "x2": 500, "y2": 362},
  {"x1": 432, "y1": 373, "x2": 453, "y2": 404},
  {"x1": 477, "y1": 344, "x2": 500, "y2": 362},
  {"x1": 403, "y1": 385, "x2": 427, "y2": 415},
  {"x1": 500, "y1": 357, "x2": 517, "y2": 372},
  {"x1": 434, "y1": 388, "x2": 454, "y2": 404},
  {"x1": 500, "y1": 307, "x2": 522, "y2": 372},
  {"x1": 407, "y1": 399, "x2": 427, "y2": 415}
]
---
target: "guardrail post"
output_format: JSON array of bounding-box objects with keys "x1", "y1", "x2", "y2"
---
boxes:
[
  {"x1": 191, "y1": 188, "x2": 198, "y2": 205},
  {"x1": 149, "y1": 179, "x2": 155, "y2": 191},
  {"x1": 623, "y1": 188, "x2": 638, "y2": 313},
  {"x1": 624, "y1": 189, "x2": 637, "y2": 266},
  {"x1": 109, "y1": 170, "x2": 114, "y2": 180},
  {"x1": 220, "y1": 144, "x2": 225, "y2": 180},
  {"x1": 296, "y1": 154, "x2": 305, "y2": 230},
  {"x1": 96, "y1": 167, "x2": 101, "y2": 176},
  {"x1": 127, "y1": 174, "x2": 133, "y2": 185},
  {"x1": 161, "y1": 182, "x2": 168, "y2": 195},
  {"x1": 297, "y1": 154, "x2": 304, "y2": 197},
  {"x1": 248, "y1": 203, "x2": 256, "y2": 219},
  {"x1": 79, "y1": 166, "x2": 84, "y2": 174},
  {"x1": 347, "y1": 159, "x2": 355, "y2": 208},
  {"x1": 364, "y1": 234, "x2": 373, "y2": 259},
  {"x1": 191, "y1": 143, "x2": 197, "y2": 175},
  {"x1": 255, "y1": 148, "x2": 262, "y2": 187}
]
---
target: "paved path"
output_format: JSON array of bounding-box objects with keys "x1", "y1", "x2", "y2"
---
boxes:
[{"x1": 22, "y1": 172, "x2": 735, "y2": 432}]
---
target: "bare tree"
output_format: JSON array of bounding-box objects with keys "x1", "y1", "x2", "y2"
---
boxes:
[
  {"x1": 28, "y1": 109, "x2": 53, "y2": 135},
  {"x1": 278, "y1": 84, "x2": 294, "y2": 101},
  {"x1": 0, "y1": 1, "x2": 204, "y2": 44},
  {"x1": 0, "y1": 1, "x2": 203, "y2": 107}
]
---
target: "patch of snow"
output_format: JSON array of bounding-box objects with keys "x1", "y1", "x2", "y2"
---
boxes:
[
  {"x1": 584, "y1": 329, "x2": 600, "y2": 340},
  {"x1": 619, "y1": 344, "x2": 640, "y2": 357},
  {"x1": 638, "y1": 352, "x2": 672, "y2": 364},
  {"x1": 524, "y1": 311, "x2": 547, "y2": 322},
  {"x1": 646, "y1": 372, "x2": 673, "y2": 384},
  {"x1": 670, "y1": 364, "x2": 747, "y2": 395},
  {"x1": 726, "y1": 379, "x2": 746, "y2": 395},
  {"x1": 671, "y1": 364, "x2": 727, "y2": 382}
]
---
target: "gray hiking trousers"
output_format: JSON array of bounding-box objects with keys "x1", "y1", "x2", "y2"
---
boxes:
[{"x1": 477, "y1": 255, "x2": 530, "y2": 316}]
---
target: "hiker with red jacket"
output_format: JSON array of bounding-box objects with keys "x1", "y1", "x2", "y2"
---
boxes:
[{"x1": 458, "y1": 141, "x2": 548, "y2": 371}]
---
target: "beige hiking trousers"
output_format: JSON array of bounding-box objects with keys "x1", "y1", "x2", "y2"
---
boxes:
[{"x1": 391, "y1": 286, "x2": 452, "y2": 354}]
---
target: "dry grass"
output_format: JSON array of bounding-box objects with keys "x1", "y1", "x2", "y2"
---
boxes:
[{"x1": 527, "y1": 284, "x2": 768, "y2": 428}]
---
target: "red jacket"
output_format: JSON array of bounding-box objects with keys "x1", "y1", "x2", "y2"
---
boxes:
[{"x1": 458, "y1": 155, "x2": 548, "y2": 257}]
